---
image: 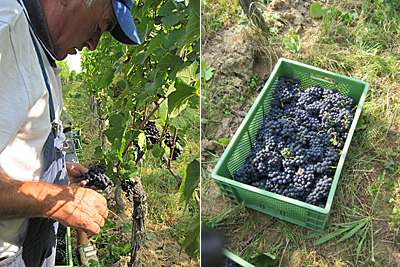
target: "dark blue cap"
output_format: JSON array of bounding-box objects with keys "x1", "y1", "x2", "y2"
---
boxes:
[{"x1": 110, "y1": 0, "x2": 141, "y2": 45}]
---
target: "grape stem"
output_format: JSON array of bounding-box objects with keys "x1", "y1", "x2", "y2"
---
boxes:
[{"x1": 168, "y1": 128, "x2": 178, "y2": 168}]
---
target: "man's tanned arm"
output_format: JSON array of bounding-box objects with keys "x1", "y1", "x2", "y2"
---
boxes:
[{"x1": 0, "y1": 167, "x2": 108, "y2": 235}]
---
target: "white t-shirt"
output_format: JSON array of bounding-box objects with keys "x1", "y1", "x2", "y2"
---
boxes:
[{"x1": 0, "y1": 0, "x2": 64, "y2": 257}]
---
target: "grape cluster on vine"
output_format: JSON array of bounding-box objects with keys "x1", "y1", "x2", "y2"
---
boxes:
[
  {"x1": 121, "y1": 179, "x2": 137, "y2": 202},
  {"x1": 84, "y1": 163, "x2": 114, "y2": 190},
  {"x1": 144, "y1": 121, "x2": 160, "y2": 146},
  {"x1": 233, "y1": 78, "x2": 355, "y2": 208},
  {"x1": 164, "y1": 131, "x2": 183, "y2": 161},
  {"x1": 55, "y1": 224, "x2": 68, "y2": 265}
]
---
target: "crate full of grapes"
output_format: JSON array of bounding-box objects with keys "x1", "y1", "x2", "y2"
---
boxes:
[
  {"x1": 211, "y1": 58, "x2": 369, "y2": 231},
  {"x1": 55, "y1": 224, "x2": 73, "y2": 267}
]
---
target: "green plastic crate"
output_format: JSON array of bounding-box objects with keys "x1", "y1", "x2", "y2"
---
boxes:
[
  {"x1": 223, "y1": 249, "x2": 256, "y2": 267},
  {"x1": 55, "y1": 226, "x2": 73, "y2": 267},
  {"x1": 211, "y1": 58, "x2": 369, "y2": 231},
  {"x1": 72, "y1": 128, "x2": 82, "y2": 145},
  {"x1": 73, "y1": 138, "x2": 83, "y2": 163}
]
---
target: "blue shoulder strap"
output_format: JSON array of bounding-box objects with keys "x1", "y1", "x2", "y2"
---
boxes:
[{"x1": 29, "y1": 30, "x2": 55, "y2": 122}]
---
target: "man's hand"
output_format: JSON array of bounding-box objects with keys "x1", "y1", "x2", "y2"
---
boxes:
[
  {"x1": 66, "y1": 162, "x2": 87, "y2": 186},
  {"x1": 44, "y1": 185, "x2": 108, "y2": 235},
  {"x1": 0, "y1": 166, "x2": 108, "y2": 235}
]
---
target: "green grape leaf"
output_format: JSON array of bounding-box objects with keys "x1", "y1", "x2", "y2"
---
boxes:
[
  {"x1": 177, "y1": 0, "x2": 200, "y2": 57},
  {"x1": 176, "y1": 61, "x2": 199, "y2": 85},
  {"x1": 162, "y1": 13, "x2": 187, "y2": 28},
  {"x1": 181, "y1": 159, "x2": 200, "y2": 205},
  {"x1": 137, "y1": 132, "x2": 146, "y2": 150},
  {"x1": 117, "y1": 80, "x2": 127, "y2": 90},
  {"x1": 94, "y1": 146, "x2": 103, "y2": 159},
  {"x1": 169, "y1": 106, "x2": 198, "y2": 130},
  {"x1": 180, "y1": 212, "x2": 200, "y2": 258},
  {"x1": 157, "y1": 1, "x2": 178, "y2": 16},
  {"x1": 145, "y1": 35, "x2": 165, "y2": 59},
  {"x1": 151, "y1": 143, "x2": 165, "y2": 159},
  {"x1": 99, "y1": 67, "x2": 115, "y2": 88},
  {"x1": 163, "y1": 27, "x2": 186, "y2": 50},
  {"x1": 167, "y1": 79, "x2": 197, "y2": 118}
]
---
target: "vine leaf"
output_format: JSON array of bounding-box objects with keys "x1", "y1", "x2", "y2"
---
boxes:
[
  {"x1": 170, "y1": 108, "x2": 198, "y2": 130},
  {"x1": 104, "y1": 114, "x2": 126, "y2": 146},
  {"x1": 163, "y1": 27, "x2": 186, "y2": 51},
  {"x1": 117, "y1": 80, "x2": 128, "y2": 90},
  {"x1": 137, "y1": 132, "x2": 146, "y2": 150},
  {"x1": 145, "y1": 34, "x2": 165, "y2": 59},
  {"x1": 99, "y1": 67, "x2": 115, "y2": 88},
  {"x1": 167, "y1": 78, "x2": 197, "y2": 117},
  {"x1": 94, "y1": 146, "x2": 103, "y2": 159},
  {"x1": 180, "y1": 212, "x2": 200, "y2": 257},
  {"x1": 157, "y1": 1, "x2": 180, "y2": 16},
  {"x1": 144, "y1": 75, "x2": 163, "y2": 94},
  {"x1": 162, "y1": 13, "x2": 187, "y2": 28},
  {"x1": 180, "y1": 159, "x2": 200, "y2": 206},
  {"x1": 177, "y1": 0, "x2": 200, "y2": 57},
  {"x1": 151, "y1": 143, "x2": 165, "y2": 159},
  {"x1": 177, "y1": 61, "x2": 199, "y2": 85}
]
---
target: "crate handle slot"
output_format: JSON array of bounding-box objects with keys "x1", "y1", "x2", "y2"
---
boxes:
[{"x1": 310, "y1": 73, "x2": 335, "y2": 85}]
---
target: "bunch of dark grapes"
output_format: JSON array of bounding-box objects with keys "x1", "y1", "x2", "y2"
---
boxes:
[
  {"x1": 84, "y1": 163, "x2": 114, "y2": 190},
  {"x1": 164, "y1": 132, "x2": 183, "y2": 161},
  {"x1": 144, "y1": 121, "x2": 160, "y2": 146},
  {"x1": 55, "y1": 224, "x2": 68, "y2": 265},
  {"x1": 121, "y1": 179, "x2": 137, "y2": 202},
  {"x1": 233, "y1": 77, "x2": 355, "y2": 208},
  {"x1": 222, "y1": 258, "x2": 242, "y2": 267}
]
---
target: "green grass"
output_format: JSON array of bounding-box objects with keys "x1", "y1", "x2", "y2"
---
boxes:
[
  {"x1": 202, "y1": 0, "x2": 400, "y2": 266},
  {"x1": 201, "y1": 0, "x2": 242, "y2": 42},
  {"x1": 62, "y1": 81, "x2": 99, "y2": 167}
]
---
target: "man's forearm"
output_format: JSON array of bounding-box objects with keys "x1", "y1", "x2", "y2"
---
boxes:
[
  {"x1": 0, "y1": 168, "x2": 62, "y2": 220},
  {"x1": 0, "y1": 166, "x2": 108, "y2": 235}
]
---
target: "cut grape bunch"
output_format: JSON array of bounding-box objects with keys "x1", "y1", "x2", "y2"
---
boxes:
[
  {"x1": 84, "y1": 163, "x2": 113, "y2": 190},
  {"x1": 144, "y1": 121, "x2": 183, "y2": 161},
  {"x1": 233, "y1": 77, "x2": 355, "y2": 208}
]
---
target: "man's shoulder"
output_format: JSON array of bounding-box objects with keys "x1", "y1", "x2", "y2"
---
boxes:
[{"x1": 0, "y1": 0, "x2": 25, "y2": 27}]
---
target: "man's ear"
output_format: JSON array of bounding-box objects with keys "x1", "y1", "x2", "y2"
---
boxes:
[{"x1": 59, "y1": 0, "x2": 69, "y2": 7}]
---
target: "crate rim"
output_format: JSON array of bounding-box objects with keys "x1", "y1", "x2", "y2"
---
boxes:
[
  {"x1": 223, "y1": 249, "x2": 256, "y2": 267},
  {"x1": 211, "y1": 57, "x2": 369, "y2": 225}
]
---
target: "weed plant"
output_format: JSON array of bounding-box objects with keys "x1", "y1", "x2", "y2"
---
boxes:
[{"x1": 201, "y1": 0, "x2": 242, "y2": 42}]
